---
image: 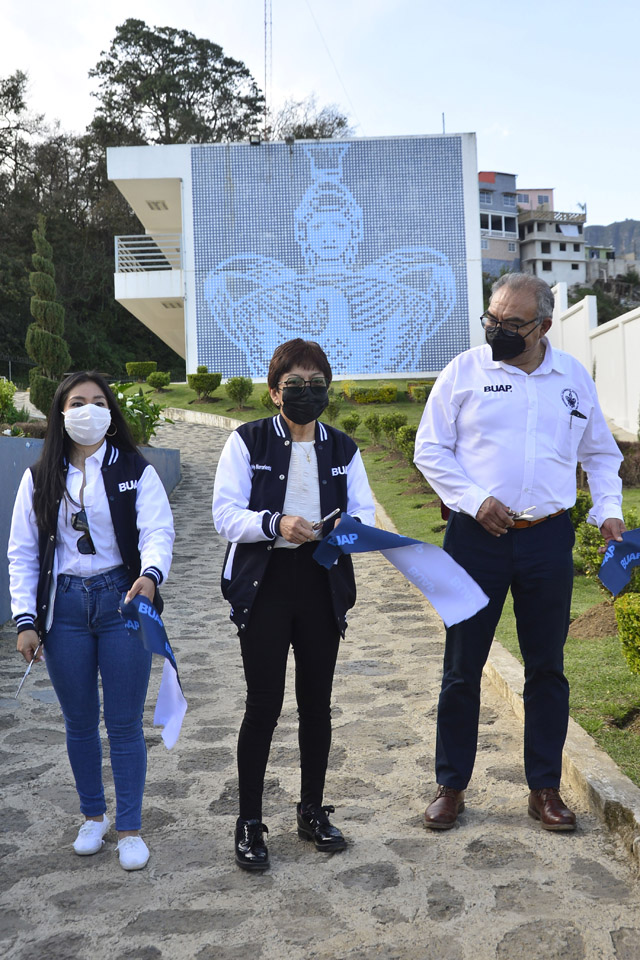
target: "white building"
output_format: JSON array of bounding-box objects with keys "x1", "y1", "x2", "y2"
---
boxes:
[
  {"x1": 517, "y1": 188, "x2": 586, "y2": 285},
  {"x1": 107, "y1": 135, "x2": 483, "y2": 380}
]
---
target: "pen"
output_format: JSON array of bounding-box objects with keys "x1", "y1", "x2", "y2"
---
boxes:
[
  {"x1": 15, "y1": 642, "x2": 43, "y2": 699},
  {"x1": 312, "y1": 507, "x2": 341, "y2": 530}
]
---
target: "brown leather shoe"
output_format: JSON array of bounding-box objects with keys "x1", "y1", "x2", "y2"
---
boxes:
[
  {"x1": 528, "y1": 788, "x2": 576, "y2": 831},
  {"x1": 423, "y1": 785, "x2": 465, "y2": 830}
]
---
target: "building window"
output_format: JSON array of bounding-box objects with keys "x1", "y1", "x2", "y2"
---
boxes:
[
  {"x1": 537, "y1": 194, "x2": 549, "y2": 205},
  {"x1": 571, "y1": 263, "x2": 579, "y2": 270},
  {"x1": 542, "y1": 262, "x2": 552, "y2": 271},
  {"x1": 573, "y1": 243, "x2": 580, "y2": 252},
  {"x1": 527, "y1": 223, "x2": 534, "y2": 234},
  {"x1": 504, "y1": 216, "x2": 516, "y2": 233},
  {"x1": 481, "y1": 238, "x2": 489, "y2": 250},
  {"x1": 508, "y1": 242, "x2": 517, "y2": 252},
  {"x1": 517, "y1": 193, "x2": 529, "y2": 203},
  {"x1": 479, "y1": 190, "x2": 492, "y2": 205},
  {"x1": 537, "y1": 223, "x2": 546, "y2": 231},
  {"x1": 503, "y1": 194, "x2": 516, "y2": 207},
  {"x1": 541, "y1": 242, "x2": 551, "y2": 253},
  {"x1": 606, "y1": 252, "x2": 615, "y2": 260},
  {"x1": 491, "y1": 215, "x2": 502, "y2": 231},
  {"x1": 559, "y1": 242, "x2": 567, "y2": 251},
  {"x1": 480, "y1": 213, "x2": 489, "y2": 230}
]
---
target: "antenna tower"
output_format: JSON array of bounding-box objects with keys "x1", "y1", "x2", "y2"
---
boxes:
[{"x1": 264, "y1": 0, "x2": 272, "y2": 137}]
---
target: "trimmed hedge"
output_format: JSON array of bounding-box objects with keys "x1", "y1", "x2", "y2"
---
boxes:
[
  {"x1": 126, "y1": 361, "x2": 157, "y2": 381},
  {"x1": 226, "y1": 376, "x2": 253, "y2": 408},
  {"x1": 187, "y1": 371, "x2": 222, "y2": 400},
  {"x1": 147, "y1": 371, "x2": 171, "y2": 391},
  {"x1": 407, "y1": 380, "x2": 434, "y2": 403},
  {"x1": 615, "y1": 594, "x2": 640, "y2": 675},
  {"x1": 342, "y1": 381, "x2": 398, "y2": 404}
]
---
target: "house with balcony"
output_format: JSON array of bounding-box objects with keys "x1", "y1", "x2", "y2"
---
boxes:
[
  {"x1": 517, "y1": 188, "x2": 586, "y2": 285},
  {"x1": 478, "y1": 171, "x2": 520, "y2": 275}
]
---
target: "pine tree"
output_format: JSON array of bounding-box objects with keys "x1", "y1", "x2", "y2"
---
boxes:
[{"x1": 25, "y1": 215, "x2": 71, "y2": 415}]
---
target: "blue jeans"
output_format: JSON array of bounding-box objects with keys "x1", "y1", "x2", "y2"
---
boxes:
[{"x1": 44, "y1": 566, "x2": 152, "y2": 831}]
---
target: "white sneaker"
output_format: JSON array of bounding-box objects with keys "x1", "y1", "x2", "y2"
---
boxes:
[
  {"x1": 73, "y1": 816, "x2": 111, "y2": 855},
  {"x1": 115, "y1": 836, "x2": 149, "y2": 871}
]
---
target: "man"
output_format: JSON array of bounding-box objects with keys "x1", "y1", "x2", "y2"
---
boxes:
[{"x1": 414, "y1": 272, "x2": 625, "y2": 831}]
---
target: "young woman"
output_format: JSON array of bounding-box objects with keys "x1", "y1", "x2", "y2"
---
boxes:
[
  {"x1": 213, "y1": 339, "x2": 376, "y2": 870},
  {"x1": 9, "y1": 371, "x2": 174, "y2": 871}
]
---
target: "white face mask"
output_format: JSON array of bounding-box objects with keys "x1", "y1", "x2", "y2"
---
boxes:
[{"x1": 63, "y1": 404, "x2": 112, "y2": 446}]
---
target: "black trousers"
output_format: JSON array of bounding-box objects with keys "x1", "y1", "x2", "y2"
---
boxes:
[
  {"x1": 237, "y1": 543, "x2": 340, "y2": 820},
  {"x1": 436, "y1": 510, "x2": 575, "y2": 790}
]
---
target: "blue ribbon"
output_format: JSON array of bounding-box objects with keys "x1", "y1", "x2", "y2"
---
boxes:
[
  {"x1": 314, "y1": 514, "x2": 489, "y2": 628},
  {"x1": 120, "y1": 595, "x2": 187, "y2": 749},
  {"x1": 598, "y1": 528, "x2": 640, "y2": 597}
]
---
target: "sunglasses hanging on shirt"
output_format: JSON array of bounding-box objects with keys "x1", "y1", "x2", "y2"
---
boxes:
[{"x1": 71, "y1": 508, "x2": 97, "y2": 555}]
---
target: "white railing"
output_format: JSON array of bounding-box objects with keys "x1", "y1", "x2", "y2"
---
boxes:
[{"x1": 115, "y1": 235, "x2": 182, "y2": 273}]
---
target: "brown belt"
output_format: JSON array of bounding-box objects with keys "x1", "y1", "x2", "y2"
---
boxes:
[{"x1": 511, "y1": 508, "x2": 566, "y2": 529}]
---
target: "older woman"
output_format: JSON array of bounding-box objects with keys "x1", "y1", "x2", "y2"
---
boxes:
[{"x1": 213, "y1": 339, "x2": 375, "y2": 870}]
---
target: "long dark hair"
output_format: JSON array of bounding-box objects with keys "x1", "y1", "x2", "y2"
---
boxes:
[{"x1": 32, "y1": 371, "x2": 138, "y2": 534}]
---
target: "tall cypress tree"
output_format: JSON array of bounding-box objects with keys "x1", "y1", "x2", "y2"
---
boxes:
[{"x1": 25, "y1": 215, "x2": 71, "y2": 415}]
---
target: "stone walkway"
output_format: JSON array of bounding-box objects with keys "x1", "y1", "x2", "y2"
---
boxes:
[{"x1": 1, "y1": 420, "x2": 640, "y2": 960}]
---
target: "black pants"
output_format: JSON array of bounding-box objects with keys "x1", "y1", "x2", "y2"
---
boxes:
[
  {"x1": 436, "y1": 510, "x2": 575, "y2": 790},
  {"x1": 237, "y1": 543, "x2": 340, "y2": 820}
]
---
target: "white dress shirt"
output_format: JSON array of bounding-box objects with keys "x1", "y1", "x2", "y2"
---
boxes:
[
  {"x1": 8, "y1": 441, "x2": 174, "y2": 623},
  {"x1": 275, "y1": 441, "x2": 322, "y2": 549},
  {"x1": 414, "y1": 339, "x2": 623, "y2": 528}
]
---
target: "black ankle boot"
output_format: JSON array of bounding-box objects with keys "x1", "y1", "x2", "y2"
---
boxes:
[
  {"x1": 297, "y1": 803, "x2": 346, "y2": 852},
  {"x1": 235, "y1": 818, "x2": 269, "y2": 870}
]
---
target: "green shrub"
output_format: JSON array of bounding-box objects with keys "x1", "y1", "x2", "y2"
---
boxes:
[
  {"x1": 0, "y1": 379, "x2": 18, "y2": 423},
  {"x1": 396, "y1": 425, "x2": 418, "y2": 465},
  {"x1": 110, "y1": 382, "x2": 170, "y2": 445},
  {"x1": 187, "y1": 371, "x2": 222, "y2": 400},
  {"x1": 146, "y1": 371, "x2": 171, "y2": 392},
  {"x1": 575, "y1": 508, "x2": 640, "y2": 594},
  {"x1": 340, "y1": 380, "x2": 357, "y2": 399},
  {"x1": 615, "y1": 594, "x2": 640, "y2": 675},
  {"x1": 380, "y1": 412, "x2": 408, "y2": 444},
  {"x1": 226, "y1": 376, "x2": 254, "y2": 409},
  {"x1": 261, "y1": 389, "x2": 278, "y2": 413},
  {"x1": 351, "y1": 383, "x2": 398, "y2": 404},
  {"x1": 126, "y1": 361, "x2": 157, "y2": 381},
  {"x1": 570, "y1": 490, "x2": 593, "y2": 529},
  {"x1": 323, "y1": 393, "x2": 342, "y2": 424},
  {"x1": 196, "y1": 365, "x2": 208, "y2": 374},
  {"x1": 341, "y1": 413, "x2": 361, "y2": 437},
  {"x1": 364, "y1": 412, "x2": 381, "y2": 444},
  {"x1": 407, "y1": 381, "x2": 434, "y2": 404}
]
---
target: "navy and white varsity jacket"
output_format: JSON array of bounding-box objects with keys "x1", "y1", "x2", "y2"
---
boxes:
[
  {"x1": 8, "y1": 442, "x2": 174, "y2": 637},
  {"x1": 212, "y1": 415, "x2": 375, "y2": 635}
]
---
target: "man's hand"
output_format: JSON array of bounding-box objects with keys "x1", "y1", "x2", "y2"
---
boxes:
[
  {"x1": 476, "y1": 497, "x2": 515, "y2": 537},
  {"x1": 124, "y1": 576, "x2": 156, "y2": 605},
  {"x1": 17, "y1": 629, "x2": 43, "y2": 665},
  {"x1": 279, "y1": 515, "x2": 317, "y2": 544},
  {"x1": 599, "y1": 518, "x2": 626, "y2": 553}
]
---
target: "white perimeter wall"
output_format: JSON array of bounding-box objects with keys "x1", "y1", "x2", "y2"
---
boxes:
[{"x1": 549, "y1": 282, "x2": 640, "y2": 435}]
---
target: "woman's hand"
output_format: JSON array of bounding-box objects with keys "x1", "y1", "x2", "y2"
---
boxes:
[
  {"x1": 124, "y1": 576, "x2": 156, "y2": 605},
  {"x1": 17, "y1": 629, "x2": 43, "y2": 664},
  {"x1": 279, "y1": 515, "x2": 317, "y2": 544}
]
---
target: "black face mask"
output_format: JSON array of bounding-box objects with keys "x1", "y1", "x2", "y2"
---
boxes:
[
  {"x1": 485, "y1": 324, "x2": 538, "y2": 361},
  {"x1": 281, "y1": 386, "x2": 329, "y2": 424}
]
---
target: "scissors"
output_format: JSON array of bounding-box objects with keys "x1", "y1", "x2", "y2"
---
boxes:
[
  {"x1": 14, "y1": 642, "x2": 43, "y2": 699},
  {"x1": 312, "y1": 508, "x2": 341, "y2": 531},
  {"x1": 509, "y1": 505, "x2": 537, "y2": 521}
]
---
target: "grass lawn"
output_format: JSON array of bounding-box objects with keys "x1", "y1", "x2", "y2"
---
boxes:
[{"x1": 148, "y1": 378, "x2": 640, "y2": 785}]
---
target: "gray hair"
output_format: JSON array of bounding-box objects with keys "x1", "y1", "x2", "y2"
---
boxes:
[{"x1": 491, "y1": 272, "x2": 555, "y2": 319}]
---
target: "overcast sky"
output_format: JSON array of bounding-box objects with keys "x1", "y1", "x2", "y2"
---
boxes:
[{"x1": 2, "y1": 0, "x2": 637, "y2": 225}]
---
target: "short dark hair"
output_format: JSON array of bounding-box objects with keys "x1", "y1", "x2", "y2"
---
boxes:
[{"x1": 267, "y1": 339, "x2": 332, "y2": 389}]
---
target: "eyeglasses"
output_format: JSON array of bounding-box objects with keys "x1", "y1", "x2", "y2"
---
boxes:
[
  {"x1": 480, "y1": 312, "x2": 543, "y2": 337},
  {"x1": 278, "y1": 376, "x2": 329, "y2": 395},
  {"x1": 71, "y1": 508, "x2": 96, "y2": 555}
]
